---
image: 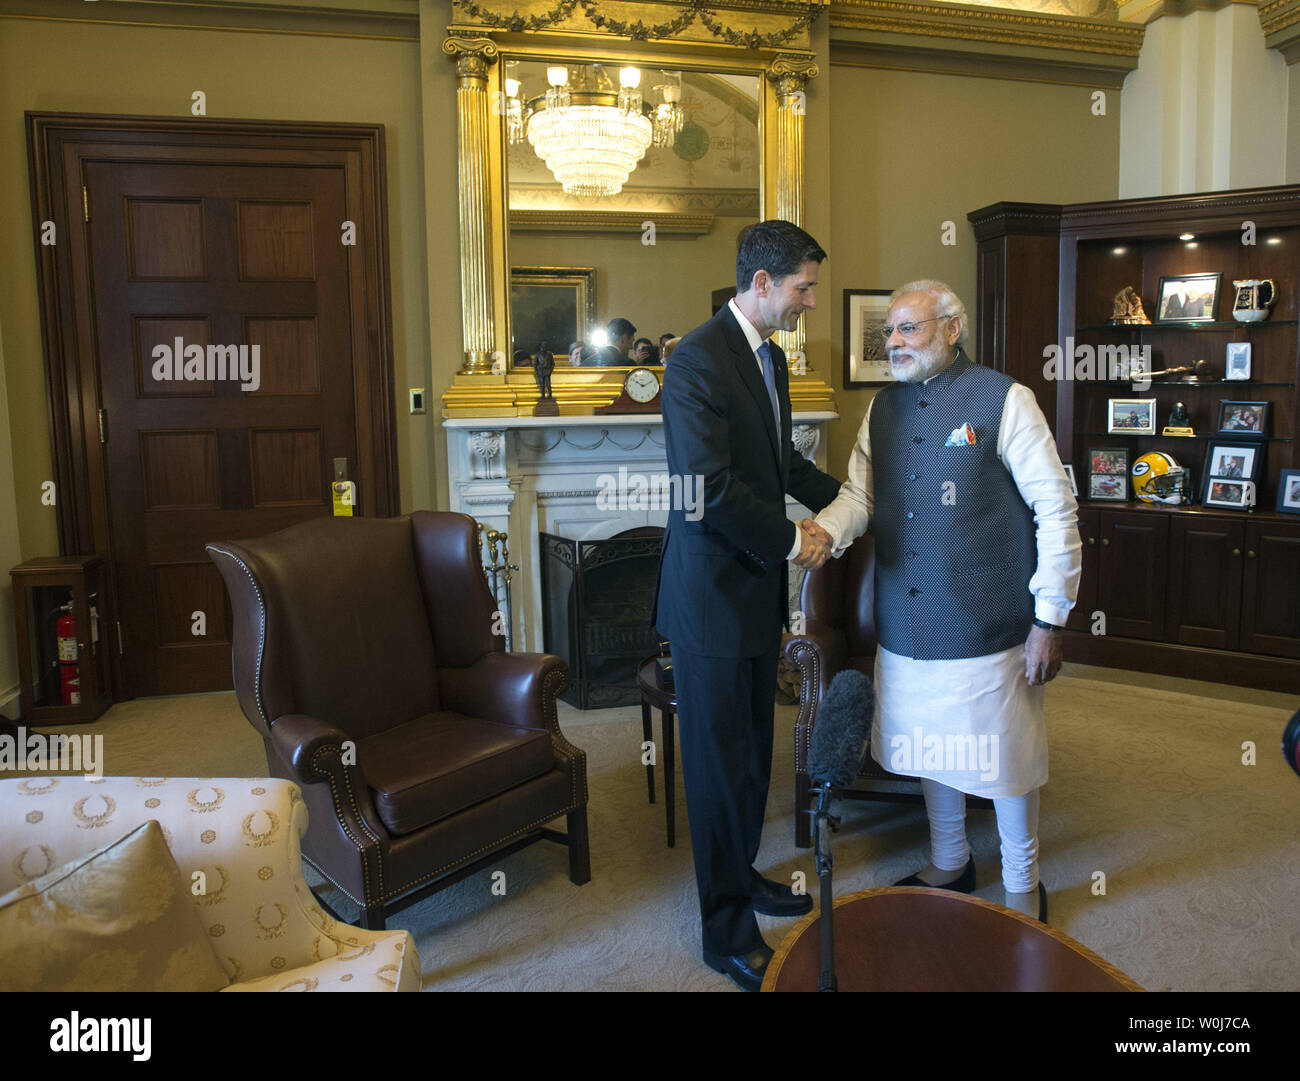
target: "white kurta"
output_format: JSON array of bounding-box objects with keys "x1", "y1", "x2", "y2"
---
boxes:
[{"x1": 815, "y1": 379, "x2": 1081, "y2": 799}]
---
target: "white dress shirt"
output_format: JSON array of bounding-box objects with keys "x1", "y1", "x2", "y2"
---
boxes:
[
  {"x1": 813, "y1": 365, "x2": 1082, "y2": 798},
  {"x1": 727, "y1": 298, "x2": 803, "y2": 563}
]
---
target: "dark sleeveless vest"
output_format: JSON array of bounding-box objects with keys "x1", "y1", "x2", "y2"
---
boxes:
[{"x1": 869, "y1": 350, "x2": 1037, "y2": 660}]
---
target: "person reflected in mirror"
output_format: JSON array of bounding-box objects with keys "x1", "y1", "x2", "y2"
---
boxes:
[
  {"x1": 659, "y1": 332, "x2": 677, "y2": 355},
  {"x1": 568, "y1": 340, "x2": 585, "y2": 366},
  {"x1": 660, "y1": 336, "x2": 681, "y2": 362},
  {"x1": 633, "y1": 337, "x2": 659, "y2": 364},
  {"x1": 598, "y1": 317, "x2": 637, "y2": 365}
]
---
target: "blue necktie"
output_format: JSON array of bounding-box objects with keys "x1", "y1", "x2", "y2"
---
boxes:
[{"x1": 757, "y1": 340, "x2": 781, "y2": 440}]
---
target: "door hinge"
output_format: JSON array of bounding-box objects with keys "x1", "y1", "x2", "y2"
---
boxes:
[
  {"x1": 82, "y1": 185, "x2": 89, "y2": 223},
  {"x1": 117, "y1": 621, "x2": 124, "y2": 656},
  {"x1": 97, "y1": 408, "x2": 107, "y2": 444}
]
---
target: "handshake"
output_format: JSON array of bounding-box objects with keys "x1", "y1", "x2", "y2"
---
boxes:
[{"x1": 795, "y1": 518, "x2": 833, "y2": 570}]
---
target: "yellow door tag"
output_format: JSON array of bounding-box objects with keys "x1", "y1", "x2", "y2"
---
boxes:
[{"x1": 332, "y1": 481, "x2": 355, "y2": 517}]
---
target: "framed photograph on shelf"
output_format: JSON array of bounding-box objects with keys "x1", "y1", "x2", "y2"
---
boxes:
[
  {"x1": 843, "y1": 289, "x2": 894, "y2": 388},
  {"x1": 1216, "y1": 400, "x2": 1269, "y2": 438},
  {"x1": 1088, "y1": 447, "x2": 1129, "y2": 501},
  {"x1": 1277, "y1": 469, "x2": 1300, "y2": 515},
  {"x1": 1205, "y1": 479, "x2": 1253, "y2": 510},
  {"x1": 1155, "y1": 272, "x2": 1221, "y2": 323},
  {"x1": 1202, "y1": 440, "x2": 1263, "y2": 509},
  {"x1": 1107, "y1": 398, "x2": 1157, "y2": 434},
  {"x1": 1062, "y1": 463, "x2": 1078, "y2": 497},
  {"x1": 1225, "y1": 342, "x2": 1251, "y2": 380}
]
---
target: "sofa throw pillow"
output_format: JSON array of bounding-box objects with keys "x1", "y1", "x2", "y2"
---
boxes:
[{"x1": 0, "y1": 819, "x2": 230, "y2": 992}]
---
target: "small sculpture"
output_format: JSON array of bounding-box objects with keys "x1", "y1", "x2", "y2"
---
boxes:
[
  {"x1": 1110, "y1": 286, "x2": 1151, "y2": 325},
  {"x1": 1163, "y1": 400, "x2": 1194, "y2": 437},
  {"x1": 533, "y1": 340, "x2": 559, "y2": 416}
]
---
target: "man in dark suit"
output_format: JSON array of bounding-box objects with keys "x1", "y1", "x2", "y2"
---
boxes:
[{"x1": 652, "y1": 220, "x2": 842, "y2": 991}]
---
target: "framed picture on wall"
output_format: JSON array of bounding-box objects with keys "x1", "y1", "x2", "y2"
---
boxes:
[
  {"x1": 1155, "y1": 272, "x2": 1221, "y2": 323},
  {"x1": 510, "y1": 266, "x2": 596, "y2": 366},
  {"x1": 843, "y1": 289, "x2": 894, "y2": 388}
]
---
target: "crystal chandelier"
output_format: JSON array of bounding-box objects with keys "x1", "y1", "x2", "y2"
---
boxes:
[{"x1": 523, "y1": 65, "x2": 654, "y2": 197}]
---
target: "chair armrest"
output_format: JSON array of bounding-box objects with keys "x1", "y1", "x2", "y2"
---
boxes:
[
  {"x1": 270, "y1": 713, "x2": 355, "y2": 785},
  {"x1": 783, "y1": 622, "x2": 847, "y2": 775},
  {"x1": 437, "y1": 651, "x2": 570, "y2": 733}
]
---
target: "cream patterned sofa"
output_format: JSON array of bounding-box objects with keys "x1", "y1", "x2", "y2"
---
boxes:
[{"x1": 0, "y1": 776, "x2": 421, "y2": 991}]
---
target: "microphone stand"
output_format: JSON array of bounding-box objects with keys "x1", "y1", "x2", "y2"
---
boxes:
[{"x1": 809, "y1": 783, "x2": 841, "y2": 992}]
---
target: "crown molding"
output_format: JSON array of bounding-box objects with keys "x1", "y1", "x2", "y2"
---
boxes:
[
  {"x1": 830, "y1": 0, "x2": 1143, "y2": 55},
  {"x1": 508, "y1": 209, "x2": 718, "y2": 234},
  {"x1": 1260, "y1": 0, "x2": 1300, "y2": 60},
  {"x1": 0, "y1": 0, "x2": 419, "y2": 40}
]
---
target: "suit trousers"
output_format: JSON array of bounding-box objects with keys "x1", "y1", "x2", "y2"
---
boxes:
[{"x1": 673, "y1": 646, "x2": 780, "y2": 956}]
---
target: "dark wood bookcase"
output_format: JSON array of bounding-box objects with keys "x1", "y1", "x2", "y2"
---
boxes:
[{"x1": 971, "y1": 186, "x2": 1300, "y2": 692}]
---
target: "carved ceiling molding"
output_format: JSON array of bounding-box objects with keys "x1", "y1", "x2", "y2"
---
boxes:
[
  {"x1": 449, "y1": 0, "x2": 827, "y2": 49},
  {"x1": 1260, "y1": 0, "x2": 1300, "y2": 61},
  {"x1": 830, "y1": 0, "x2": 1144, "y2": 55}
]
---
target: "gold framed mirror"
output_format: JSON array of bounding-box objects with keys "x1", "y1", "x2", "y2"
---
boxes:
[{"x1": 441, "y1": 1, "x2": 832, "y2": 416}]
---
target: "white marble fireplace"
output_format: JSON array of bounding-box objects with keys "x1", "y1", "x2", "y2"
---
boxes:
[{"x1": 444, "y1": 412, "x2": 837, "y2": 654}]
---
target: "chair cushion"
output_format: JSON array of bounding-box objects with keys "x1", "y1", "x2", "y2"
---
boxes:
[{"x1": 358, "y1": 712, "x2": 555, "y2": 836}]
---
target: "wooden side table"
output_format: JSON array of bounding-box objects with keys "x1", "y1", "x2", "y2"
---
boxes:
[
  {"x1": 763, "y1": 887, "x2": 1143, "y2": 992},
  {"x1": 10, "y1": 556, "x2": 114, "y2": 726},
  {"x1": 636, "y1": 656, "x2": 678, "y2": 847}
]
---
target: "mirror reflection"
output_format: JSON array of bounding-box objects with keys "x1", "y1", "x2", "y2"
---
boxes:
[{"x1": 506, "y1": 61, "x2": 760, "y2": 367}]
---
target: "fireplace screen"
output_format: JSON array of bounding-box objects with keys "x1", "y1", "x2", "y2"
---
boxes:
[{"x1": 540, "y1": 528, "x2": 664, "y2": 709}]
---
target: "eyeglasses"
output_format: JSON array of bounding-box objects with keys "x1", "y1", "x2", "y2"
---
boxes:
[{"x1": 879, "y1": 314, "x2": 954, "y2": 341}]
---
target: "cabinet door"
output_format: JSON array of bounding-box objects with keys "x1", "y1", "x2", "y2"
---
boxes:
[
  {"x1": 1240, "y1": 521, "x2": 1300, "y2": 658},
  {"x1": 1066, "y1": 508, "x2": 1099, "y2": 633},
  {"x1": 1097, "y1": 511, "x2": 1169, "y2": 640},
  {"x1": 1166, "y1": 516, "x2": 1245, "y2": 649}
]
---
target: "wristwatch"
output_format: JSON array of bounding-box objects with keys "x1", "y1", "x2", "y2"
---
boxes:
[{"x1": 1033, "y1": 617, "x2": 1062, "y2": 631}]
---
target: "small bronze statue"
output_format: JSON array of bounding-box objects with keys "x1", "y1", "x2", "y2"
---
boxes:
[
  {"x1": 1110, "y1": 286, "x2": 1151, "y2": 325},
  {"x1": 1168, "y1": 402, "x2": 1190, "y2": 426},
  {"x1": 533, "y1": 340, "x2": 559, "y2": 416}
]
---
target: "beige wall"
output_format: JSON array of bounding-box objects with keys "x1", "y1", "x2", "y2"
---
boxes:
[
  {"x1": 0, "y1": 313, "x2": 22, "y2": 715},
  {"x1": 822, "y1": 63, "x2": 1122, "y2": 470},
  {"x1": 0, "y1": 14, "x2": 447, "y2": 574},
  {"x1": 1290, "y1": 63, "x2": 1300, "y2": 183},
  {"x1": 508, "y1": 216, "x2": 756, "y2": 353}
]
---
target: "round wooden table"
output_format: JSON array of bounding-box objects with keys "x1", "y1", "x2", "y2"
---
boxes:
[{"x1": 762, "y1": 887, "x2": 1142, "y2": 992}]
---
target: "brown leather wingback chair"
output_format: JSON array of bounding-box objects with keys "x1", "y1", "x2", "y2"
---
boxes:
[
  {"x1": 207, "y1": 511, "x2": 589, "y2": 930},
  {"x1": 782, "y1": 532, "x2": 989, "y2": 848}
]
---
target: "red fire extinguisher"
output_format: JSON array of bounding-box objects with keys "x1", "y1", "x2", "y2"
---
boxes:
[{"x1": 56, "y1": 604, "x2": 80, "y2": 706}]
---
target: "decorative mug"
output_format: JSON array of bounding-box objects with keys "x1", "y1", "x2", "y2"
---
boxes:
[{"x1": 1232, "y1": 278, "x2": 1276, "y2": 323}]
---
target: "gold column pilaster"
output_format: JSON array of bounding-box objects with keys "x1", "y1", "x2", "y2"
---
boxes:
[
  {"x1": 768, "y1": 54, "x2": 818, "y2": 359},
  {"x1": 444, "y1": 33, "x2": 501, "y2": 374}
]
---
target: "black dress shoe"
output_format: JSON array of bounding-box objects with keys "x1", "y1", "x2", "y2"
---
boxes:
[
  {"x1": 703, "y1": 943, "x2": 774, "y2": 992},
  {"x1": 750, "y1": 872, "x2": 814, "y2": 917},
  {"x1": 893, "y1": 856, "x2": 977, "y2": 893}
]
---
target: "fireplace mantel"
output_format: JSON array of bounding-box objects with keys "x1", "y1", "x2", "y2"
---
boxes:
[{"x1": 444, "y1": 411, "x2": 838, "y2": 652}]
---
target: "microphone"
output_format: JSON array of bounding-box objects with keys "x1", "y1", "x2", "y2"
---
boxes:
[
  {"x1": 808, "y1": 669, "x2": 873, "y2": 790},
  {"x1": 805, "y1": 668, "x2": 874, "y2": 993}
]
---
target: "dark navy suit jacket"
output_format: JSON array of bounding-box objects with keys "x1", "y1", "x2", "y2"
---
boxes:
[{"x1": 652, "y1": 304, "x2": 842, "y2": 658}]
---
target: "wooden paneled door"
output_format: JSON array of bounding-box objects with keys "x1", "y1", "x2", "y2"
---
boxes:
[{"x1": 29, "y1": 115, "x2": 398, "y2": 698}]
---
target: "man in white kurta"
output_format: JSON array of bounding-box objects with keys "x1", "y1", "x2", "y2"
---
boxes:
[{"x1": 805, "y1": 280, "x2": 1081, "y2": 920}]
